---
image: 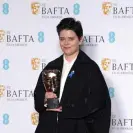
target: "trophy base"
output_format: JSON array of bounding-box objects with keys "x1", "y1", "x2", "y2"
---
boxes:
[{"x1": 47, "y1": 98, "x2": 59, "y2": 109}]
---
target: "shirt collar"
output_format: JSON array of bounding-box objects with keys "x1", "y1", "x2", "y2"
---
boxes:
[{"x1": 63, "y1": 55, "x2": 77, "y2": 66}]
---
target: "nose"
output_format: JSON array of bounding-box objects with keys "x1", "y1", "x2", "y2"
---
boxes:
[{"x1": 64, "y1": 40, "x2": 69, "y2": 45}]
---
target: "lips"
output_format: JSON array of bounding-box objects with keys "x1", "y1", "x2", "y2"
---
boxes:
[{"x1": 63, "y1": 47, "x2": 71, "y2": 49}]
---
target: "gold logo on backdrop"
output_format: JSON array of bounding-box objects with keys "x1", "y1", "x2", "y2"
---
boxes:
[
  {"x1": 31, "y1": 58, "x2": 40, "y2": 70},
  {"x1": 31, "y1": 2, "x2": 40, "y2": 15},
  {"x1": 31, "y1": 112, "x2": 39, "y2": 125},
  {"x1": 0, "y1": 85, "x2": 5, "y2": 97},
  {"x1": 102, "y1": 2, "x2": 112, "y2": 15},
  {"x1": 101, "y1": 58, "x2": 111, "y2": 71},
  {"x1": 0, "y1": 30, "x2": 5, "y2": 42}
]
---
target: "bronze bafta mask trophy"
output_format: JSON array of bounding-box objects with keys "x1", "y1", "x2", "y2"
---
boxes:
[{"x1": 42, "y1": 69, "x2": 61, "y2": 109}]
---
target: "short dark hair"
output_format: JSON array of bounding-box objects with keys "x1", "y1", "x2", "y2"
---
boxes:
[{"x1": 56, "y1": 17, "x2": 83, "y2": 40}]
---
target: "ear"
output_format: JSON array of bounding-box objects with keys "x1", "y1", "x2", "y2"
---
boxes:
[{"x1": 79, "y1": 36, "x2": 83, "y2": 45}]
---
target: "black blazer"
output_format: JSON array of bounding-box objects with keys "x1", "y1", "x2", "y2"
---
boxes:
[{"x1": 34, "y1": 50, "x2": 111, "y2": 133}]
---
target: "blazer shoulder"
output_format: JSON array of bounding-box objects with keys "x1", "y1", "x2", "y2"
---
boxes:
[
  {"x1": 81, "y1": 51, "x2": 98, "y2": 66},
  {"x1": 49, "y1": 55, "x2": 62, "y2": 64},
  {"x1": 89, "y1": 59, "x2": 102, "y2": 73},
  {"x1": 81, "y1": 51, "x2": 101, "y2": 72},
  {"x1": 43, "y1": 55, "x2": 63, "y2": 70}
]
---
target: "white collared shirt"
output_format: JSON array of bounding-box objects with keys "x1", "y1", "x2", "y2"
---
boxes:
[{"x1": 59, "y1": 55, "x2": 77, "y2": 102}]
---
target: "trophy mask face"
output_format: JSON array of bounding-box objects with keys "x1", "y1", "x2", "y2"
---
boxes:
[{"x1": 43, "y1": 70, "x2": 60, "y2": 92}]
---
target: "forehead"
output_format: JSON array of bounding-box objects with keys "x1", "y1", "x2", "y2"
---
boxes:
[
  {"x1": 0, "y1": 30, "x2": 4, "y2": 33},
  {"x1": 59, "y1": 29, "x2": 77, "y2": 37},
  {"x1": 105, "y1": 3, "x2": 111, "y2": 7}
]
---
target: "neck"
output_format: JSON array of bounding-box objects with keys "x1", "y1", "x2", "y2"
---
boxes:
[{"x1": 64, "y1": 50, "x2": 79, "y2": 63}]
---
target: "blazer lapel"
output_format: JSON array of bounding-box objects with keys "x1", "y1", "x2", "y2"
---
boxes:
[
  {"x1": 59, "y1": 51, "x2": 87, "y2": 105},
  {"x1": 53, "y1": 55, "x2": 63, "y2": 98}
]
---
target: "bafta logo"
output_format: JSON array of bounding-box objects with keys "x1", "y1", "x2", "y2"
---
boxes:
[
  {"x1": 31, "y1": 58, "x2": 40, "y2": 70},
  {"x1": 31, "y1": 2, "x2": 40, "y2": 15},
  {"x1": 102, "y1": 2, "x2": 112, "y2": 15},
  {"x1": 0, "y1": 30, "x2": 5, "y2": 42},
  {"x1": 31, "y1": 112, "x2": 39, "y2": 125},
  {"x1": 0, "y1": 85, "x2": 5, "y2": 97},
  {"x1": 101, "y1": 58, "x2": 111, "y2": 71}
]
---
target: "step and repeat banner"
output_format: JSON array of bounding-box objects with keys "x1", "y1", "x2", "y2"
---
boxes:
[{"x1": 0, "y1": 0, "x2": 133, "y2": 133}]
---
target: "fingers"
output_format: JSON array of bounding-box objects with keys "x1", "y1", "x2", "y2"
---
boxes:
[
  {"x1": 45, "y1": 92, "x2": 57, "y2": 99},
  {"x1": 46, "y1": 106, "x2": 62, "y2": 112}
]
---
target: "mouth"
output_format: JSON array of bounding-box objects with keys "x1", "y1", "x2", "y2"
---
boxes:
[{"x1": 63, "y1": 47, "x2": 71, "y2": 49}]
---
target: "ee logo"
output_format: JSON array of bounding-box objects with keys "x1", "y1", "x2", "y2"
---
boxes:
[
  {"x1": 38, "y1": 31, "x2": 44, "y2": 43},
  {"x1": 109, "y1": 31, "x2": 115, "y2": 43},
  {"x1": 73, "y1": 3, "x2": 80, "y2": 15},
  {"x1": 109, "y1": 87, "x2": 115, "y2": 98},
  {"x1": 3, "y1": 59, "x2": 9, "y2": 70},
  {"x1": 1, "y1": 114, "x2": 9, "y2": 125},
  {"x1": 2, "y1": 3, "x2": 9, "y2": 15}
]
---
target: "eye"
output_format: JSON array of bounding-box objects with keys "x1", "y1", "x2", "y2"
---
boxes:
[
  {"x1": 59, "y1": 37, "x2": 65, "y2": 41},
  {"x1": 54, "y1": 78, "x2": 57, "y2": 81},
  {"x1": 68, "y1": 37, "x2": 74, "y2": 41}
]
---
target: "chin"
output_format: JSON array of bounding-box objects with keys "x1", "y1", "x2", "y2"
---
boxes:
[
  {"x1": 64, "y1": 53, "x2": 71, "y2": 56},
  {"x1": 62, "y1": 50, "x2": 71, "y2": 55},
  {"x1": 64, "y1": 52, "x2": 75, "y2": 57}
]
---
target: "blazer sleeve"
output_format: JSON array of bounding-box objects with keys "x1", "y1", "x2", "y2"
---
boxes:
[
  {"x1": 85, "y1": 62, "x2": 111, "y2": 133},
  {"x1": 34, "y1": 71, "x2": 46, "y2": 113}
]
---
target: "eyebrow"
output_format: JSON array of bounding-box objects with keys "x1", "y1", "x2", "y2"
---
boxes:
[{"x1": 59, "y1": 36, "x2": 75, "y2": 38}]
